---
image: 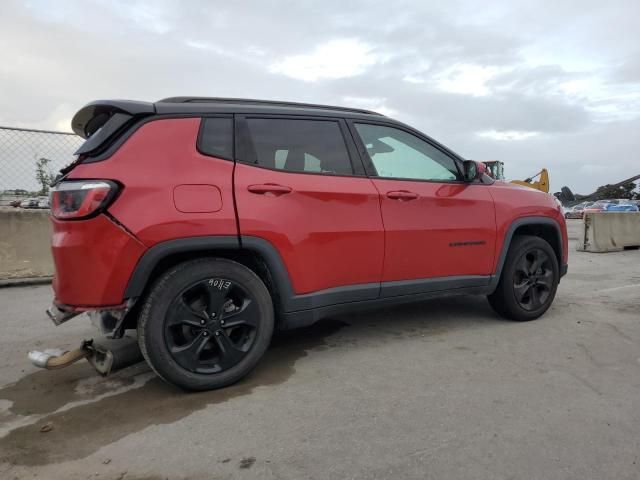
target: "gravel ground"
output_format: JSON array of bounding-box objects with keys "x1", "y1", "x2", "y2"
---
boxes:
[{"x1": 0, "y1": 220, "x2": 638, "y2": 480}]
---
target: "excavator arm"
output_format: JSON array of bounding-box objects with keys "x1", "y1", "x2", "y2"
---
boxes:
[
  {"x1": 482, "y1": 161, "x2": 550, "y2": 194},
  {"x1": 511, "y1": 169, "x2": 550, "y2": 193}
]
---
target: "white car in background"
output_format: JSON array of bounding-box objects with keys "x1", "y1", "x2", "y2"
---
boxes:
[
  {"x1": 19, "y1": 198, "x2": 39, "y2": 208},
  {"x1": 18, "y1": 196, "x2": 50, "y2": 209}
]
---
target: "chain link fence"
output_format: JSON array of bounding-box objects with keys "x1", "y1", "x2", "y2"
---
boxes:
[{"x1": 0, "y1": 126, "x2": 83, "y2": 207}]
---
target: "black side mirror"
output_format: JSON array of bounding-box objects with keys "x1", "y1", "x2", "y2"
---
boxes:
[{"x1": 463, "y1": 160, "x2": 486, "y2": 182}]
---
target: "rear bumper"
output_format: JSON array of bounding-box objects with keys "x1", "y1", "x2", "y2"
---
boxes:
[
  {"x1": 51, "y1": 214, "x2": 146, "y2": 307},
  {"x1": 46, "y1": 302, "x2": 82, "y2": 325},
  {"x1": 46, "y1": 300, "x2": 129, "y2": 325}
]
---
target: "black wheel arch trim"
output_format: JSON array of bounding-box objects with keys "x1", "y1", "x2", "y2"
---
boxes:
[
  {"x1": 490, "y1": 216, "x2": 567, "y2": 291},
  {"x1": 124, "y1": 236, "x2": 240, "y2": 299},
  {"x1": 560, "y1": 264, "x2": 568, "y2": 277}
]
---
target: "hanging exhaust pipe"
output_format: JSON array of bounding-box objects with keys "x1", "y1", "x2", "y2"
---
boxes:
[
  {"x1": 28, "y1": 347, "x2": 88, "y2": 369},
  {"x1": 28, "y1": 337, "x2": 142, "y2": 376}
]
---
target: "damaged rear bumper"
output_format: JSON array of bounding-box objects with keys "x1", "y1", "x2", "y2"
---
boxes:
[
  {"x1": 46, "y1": 299, "x2": 136, "y2": 339},
  {"x1": 46, "y1": 302, "x2": 83, "y2": 326}
]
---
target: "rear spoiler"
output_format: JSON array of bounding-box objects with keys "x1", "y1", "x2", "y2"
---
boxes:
[{"x1": 71, "y1": 100, "x2": 156, "y2": 156}]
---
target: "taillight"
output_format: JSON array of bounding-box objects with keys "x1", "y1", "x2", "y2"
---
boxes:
[{"x1": 50, "y1": 180, "x2": 119, "y2": 220}]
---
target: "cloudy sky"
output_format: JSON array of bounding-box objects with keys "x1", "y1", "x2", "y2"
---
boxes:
[{"x1": 1, "y1": 0, "x2": 639, "y2": 193}]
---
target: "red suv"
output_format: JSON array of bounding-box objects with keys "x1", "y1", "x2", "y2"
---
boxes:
[{"x1": 48, "y1": 97, "x2": 568, "y2": 390}]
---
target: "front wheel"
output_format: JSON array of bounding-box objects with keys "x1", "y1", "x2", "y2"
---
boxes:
[
  {"x1": 138, "y1": 258, "x2": 274, "y2": 391},
  {"x1": 488, "y1": 235, "x2": 559, "y2": 321}
]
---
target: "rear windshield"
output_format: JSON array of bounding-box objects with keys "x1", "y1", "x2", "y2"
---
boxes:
[{"x1": 75, "y1": 112, "x2": 133, "y2": 156}]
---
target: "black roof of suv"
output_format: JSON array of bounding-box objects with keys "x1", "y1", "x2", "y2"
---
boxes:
[
  {"x1": 157, "y1": 97, "x2": 384, "y2": 117},
  {"x1": 153, "y1": 97, "x2": 387, "y2": 123},
  {"x1": 71, "y1": 97, "x2": 393, "y2": 158},
  {"x1": 72, "y1": 97, "x2": 455, "y2": 162}
]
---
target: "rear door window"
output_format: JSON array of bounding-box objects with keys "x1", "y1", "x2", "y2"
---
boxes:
[{"x1": 244, "y1": 118, "x2": 353, "y2": 175}]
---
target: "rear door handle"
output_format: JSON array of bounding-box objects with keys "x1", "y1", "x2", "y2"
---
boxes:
[
  {"x1": 247, "y1": 183, "x2": 292, "y2": 195},
  {"x1": 386, "y1": 190, "x2": 419, "y2": 201}
]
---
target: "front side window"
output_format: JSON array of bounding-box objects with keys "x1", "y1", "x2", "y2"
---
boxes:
[
  {"x1": 354, "y1": 123, "x2": 460, "y2": 181},
  {"x1": 245, "y1": 118, "x2": 353, "y2": 175}
]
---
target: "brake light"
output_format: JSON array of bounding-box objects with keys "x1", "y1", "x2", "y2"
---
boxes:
[{"x1": 50, "y1": 180, "x2": 119, "y2": 220}]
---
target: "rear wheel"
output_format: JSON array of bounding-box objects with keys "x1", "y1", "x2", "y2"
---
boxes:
[
  {"x1": 488, "y1": 235, "x2": 559, "y2": 321},
  {"x1": 138, "y1": 258, "x2": 273, "y2": 391}
]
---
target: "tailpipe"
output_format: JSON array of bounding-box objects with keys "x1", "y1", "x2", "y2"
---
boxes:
[
  {"x1": 28, "y1": 347, "x2": 88, "y2": 369},
  {"x1": 28, "y1": 337, "x2": 142, "y2": 376}
]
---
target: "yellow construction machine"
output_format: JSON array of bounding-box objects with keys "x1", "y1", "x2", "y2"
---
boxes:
[{"x1": 483, "y1": 161, "x2": 549, "y2": 193}]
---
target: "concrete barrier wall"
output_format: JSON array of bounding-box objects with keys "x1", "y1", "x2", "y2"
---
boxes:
[
  {"x1": 0, "y1": 209, "x2": 53, "y2": 279},
  {"x1": 576, "y1": 212, "x2": 640, "y2": 252}
]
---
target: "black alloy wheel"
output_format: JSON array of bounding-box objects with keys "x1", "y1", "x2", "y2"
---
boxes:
[
  {"x1": 512, "y1": 247, "x2": 554, "y2": 311},
  {"x1": 138, "y1": 258, "x2": 274, "y2": 391},
  {"x1": 487, "y1": 235, "x2": 560, "y2": 321},
  {"x1": 164, "y1": 279, "x2": 259, "y2": 374}
]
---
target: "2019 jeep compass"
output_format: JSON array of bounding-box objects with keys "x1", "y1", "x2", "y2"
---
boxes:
[{"x1": 47, "y1": 97, "x2": 568, "y2": 390}]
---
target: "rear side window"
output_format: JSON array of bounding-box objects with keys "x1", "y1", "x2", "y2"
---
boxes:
[
  {"x1": 198, "y1": 117, "x2": 234, "y2": 160},
  {"x1": 245, "y1": 118, "x2": 353, "y2": 175}
]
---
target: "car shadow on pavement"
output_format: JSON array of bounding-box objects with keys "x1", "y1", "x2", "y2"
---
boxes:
[{"x1": 0, "y1": 295, "x2": 501, "y2": 467}]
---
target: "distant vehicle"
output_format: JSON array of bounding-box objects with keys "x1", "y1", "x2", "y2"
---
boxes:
[
  {"x1": 17, "y1": 197, "x2": 50, "y2": 209},
  {"x1": 583, "y1": 201, "x2": 611, "y2": 215},
  {"x1": 9, "y1": 200, "x2": 22, "y2": 208},
  {"x1": 565, "y1": 205, "x2": 583, "y2": 219},
  {"x1": 19, "y1": 198, "x2": 39, "y2": 208},
  {"x1": 604, "y1": 203, "x2": 639, "y2": 212},
  {"x1": 579, "y1": 200, "x2": 640, "y2": 214},
  {"x1": 36, "y1": 197, "x2": 50, "y2": 209},
  {"x1": 565, "y1": 202, "x2": 593, "y2": 219}
]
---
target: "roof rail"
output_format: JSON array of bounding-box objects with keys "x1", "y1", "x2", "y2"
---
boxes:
[{"x1": 156, "y1": 97, "x2": 383, "y2": 116}]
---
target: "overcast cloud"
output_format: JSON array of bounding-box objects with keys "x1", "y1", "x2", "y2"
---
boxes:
[{"x1": 1, "y1": 0, "x2": 639, "y2": 193}]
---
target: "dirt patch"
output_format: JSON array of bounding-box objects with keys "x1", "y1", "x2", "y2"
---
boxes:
[
  {"x1": 0, "y1": 319, "x2": 347, "y2": 467},
  {"x1": 0, "y1": 363, "x2": 136, "y2": 416},
  {"x1": 239, "y1": 456, "x2": 256, "y2": 469}
]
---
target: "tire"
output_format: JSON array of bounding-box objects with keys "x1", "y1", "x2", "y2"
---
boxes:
[
  {"x1": 138, "y1": 258, "x2": 274, "y2": 391},
  {"x1": 488, "y1": 235, "x2": 559, "y2": 321}
]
